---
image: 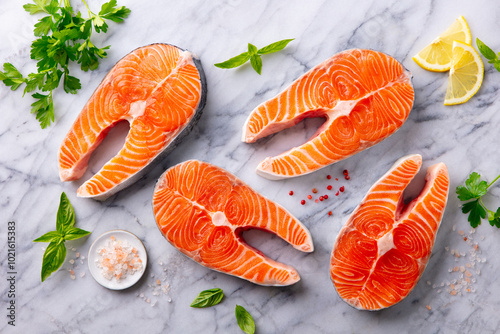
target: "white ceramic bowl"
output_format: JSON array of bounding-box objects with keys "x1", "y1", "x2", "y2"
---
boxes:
[{"x1": 87, "y1": 230, "x2": 147, "y2": 290}]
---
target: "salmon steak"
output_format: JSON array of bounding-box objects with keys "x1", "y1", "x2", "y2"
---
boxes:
[
  {"x1": 58, "y1": 44, "x2": 207, "y2": 200},
  {"x1": 330, "y1": 154, "x2": 449, "y2": 310},
  {"x1": 152, "y1": 160, "x2": 314, "y2": 286},
  {"x1": 242, "y1": 49, "x2": 414, "y2": 180}
]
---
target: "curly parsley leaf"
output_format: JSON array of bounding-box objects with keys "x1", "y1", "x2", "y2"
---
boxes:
[
  {"x1": 1, "y1": 0, "x2": 130, "y2": 128},
  {"x1": 457, "y1": 172, "x2": 500, "y2": 228},
  {"x1": 214, "y1": 38, "x2": 294, "y2": 74}
]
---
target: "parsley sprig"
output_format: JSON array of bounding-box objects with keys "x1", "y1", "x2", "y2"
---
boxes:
[
  {"x1": 33, "y1": 192, "x2": 91, "y2": 282},
  {"x1": 0, "y1": 0, "x2": 130, "y2": 128},
  {"x1": 477, "y1": 38, "x2": 500, "y2": 73},
  {"x1": 456, "y1": 172, "x2": 500, "y2": 228}
]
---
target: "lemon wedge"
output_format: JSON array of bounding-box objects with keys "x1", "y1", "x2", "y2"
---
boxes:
[
  {"x1": 444, "y1": 41, "x2": 484, "y2": 105},
  {"x1": 413, "y1": 16, "x2": 471, "y2": 72}
]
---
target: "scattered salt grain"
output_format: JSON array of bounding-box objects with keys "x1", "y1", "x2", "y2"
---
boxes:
[
  {"x1": 69, "y1": 259, "x2": 75, "y2": 265},
  {"x1": 96, "y1": 236, "x2": 143, "y2": 281},
  {"x1": 80, "y1": 272, "x2": 86, "y2": 278}
]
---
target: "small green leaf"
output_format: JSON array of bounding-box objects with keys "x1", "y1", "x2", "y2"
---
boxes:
[
  {"x1": 214, "y1": 52, "x2": 250, "y2": 69},
  {"x1": 63, "y1": 227, "x2": 91, "y2": 241},
  {"x1": 190, "y1": 288, "x2": 224, "y2": 308},
  {"x1": 235, "y1": 305, "x2": 255, "y2": 334},
  {"x1": 56, "y1": 192, "x2": 75, "y2": 234},
  {"x1": 63, "y1": 73, "x2": 81, "y2": 94},
  {"x1": 257, "y1": 38, "x2": 294, "y2": 55},
  {"x1": 464, "y1": 172, "x2": 488, "y2": 198},
  {"x1": 461, "y1": 199, "x2": 486, "y2": 228},
  {"x1": 99, "y1": 0, "x2": 131, "y2": 23},
  {"x1": 41, "y1": 241, "x2": 66, "y2": 282},
  {"x1": 23, "y1": 0, "x2": 52, "y2": 15},
  {"x1": 0, "y1": 63, "x2": 25, "y2": 91},
  {"x1": 494, "y1": 61, "x2": 500, "y2": 73},
  {"x1": 250, "y1": 55, "x2": 262, "y2": 75},
  {"x1": 476, "y1": 38, "x2": 497, "y2": 61},
  {"x1": 456, "y1": 185, "x2": 474, "y2": 201},
  {"x1": 248, "y1": 43, "x2": 258, "y2": 55},
  {"x1": 33, "y1": 231, "x2": 62, "y2": 243},
  {"x1": 488, "y1": 207, "x2": 500, "y2": 228},
  {"x1": 34, "y1": 16, "x2": 54, "y2": 36}
]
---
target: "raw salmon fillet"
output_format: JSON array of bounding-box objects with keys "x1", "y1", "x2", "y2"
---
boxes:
[
  {"x1": 152, "y1": 160, "x2": 314, "y2": 286},
  {"x1": 58, "y1": 44, "x2": 207, "y2": 200},
  {"x1": 330, "y1": 154, "x2": 449, "y2": 310},
  {"x1": 242, "y1": 49, "x2": 414, "y2": 180}
]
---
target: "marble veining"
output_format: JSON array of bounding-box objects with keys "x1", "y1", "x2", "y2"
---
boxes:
[{"x1": 1, "y1": 0, "x2": 500, "y2": 333}]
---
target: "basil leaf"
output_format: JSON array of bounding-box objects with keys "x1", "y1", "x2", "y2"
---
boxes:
[
  {"x1": 63, "y1": 227, "x2": 91, "y2": 241},
  {"x1": 247, "y1": 43, "x2": 258, "y2": 55},
  {"x1": 56, "y1": 192, "x2": 75, "y2": 234},
  {"x1": 257, "y1": 38, "x2": 294, "y2": 55},
  {"x1": 476, "y1": 38, "x2": 497, "y2": 61},
  {"x1": 494, "y1": 61, "x2": 500, "y2": 73},
  {"x1": 250, "y1": 55, "x2": 262, "y2": 75},
  {"x1": 33, "y1": 231, "x2": 62, "y2": 243},
  {"x1": 190, "y1": 288, "x2": 224, "y2": 308},
  {"x1": 214, "y1": 52, "x2": 250, "y2": 69},
  {"x1": 235, "y1": 305, "x2": 255, "y2": 334},
  {"x1": 41, "y1": 241, "x2": 67, "y2": 282}
]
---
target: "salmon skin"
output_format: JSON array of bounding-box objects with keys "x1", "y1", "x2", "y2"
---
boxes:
[
  {"x1": 242, "y1": 49, "x2": 414, "y2": 180},
  {"x1": 58, "y1": 44, "x2": 207, "y2": 200},
  {"x1": 330, "y1": 154, "x2": 449, "y2": 310},
  {"x1": 152, "y1": 160, "x2": 314, "y2": 286}
]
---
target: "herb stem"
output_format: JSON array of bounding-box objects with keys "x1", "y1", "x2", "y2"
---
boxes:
[{"x1": 487, "y1": 174, "x2": 500, "y2": 189}]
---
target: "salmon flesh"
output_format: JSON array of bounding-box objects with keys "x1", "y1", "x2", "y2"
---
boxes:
[
  {"x1": 58, "y1": 44, "x2": 207, "y2": 200},
  {"x1": 152, "y1": 160, "x2": 314, "y2": 286},
  {"x1": 242, "y1": 49, "x2": 414, "y2": 180},
  {"x1": 330, "y1": 154, "x2": 449, "y2": 310}
]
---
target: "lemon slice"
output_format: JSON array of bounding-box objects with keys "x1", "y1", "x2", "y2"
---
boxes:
[
  {"x1": 413, "y1": 16, "x2": 471, "y2": 72},
  {"x1": 444, "y1": 41, "x2": 484, "y2": 105}
]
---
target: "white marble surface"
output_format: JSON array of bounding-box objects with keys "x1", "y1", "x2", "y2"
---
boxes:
[{"x1": 1, "y1": 0, "x2": 500, "y2": 333}]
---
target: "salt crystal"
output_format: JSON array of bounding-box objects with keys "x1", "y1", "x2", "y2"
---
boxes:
[
  {"x1": 72, "y1": 248, "x2": 77, "y2": 251},
  {"x1": 426, "y1": 281, "x2": 431, "y2": 285},
  {"x1": 432, "y1": 284, "x2": 437, "y2": 288},
  {"x1": 440, "y1": 282, "x2": 444, "y2": 287},
  {"x1": 458, "y1": 230, "x2": 464, "y2": 236},
  {"x1": 81, "y1": 256, "x2": 85, "y2": 260},
  {"x1": 444, "y1": 246, "x2": 450, "y2": 252},
  {"x1": 452, "y1": 225, "x2": 456, "y2": 231},
  {"x1": 69, "y1": 259, "x2": 75, "y2": 264},
  {"x1": 140, "y1": 293, "x2": 144, "y2": 298},
  {"x1": 146, "y1": 298, "x2": 150, "y2": 303},
  {"x1": 96, "y1": 236, "x2": 143, "y2": 281},
  {"x1": 460, "y1": 266, "x2": 465, "y2": 273},
  {"x1": 70, "y1": 275, "x2": 76, "y2": 280},
  {"x1": 80, "y1": 272, "x2": 86, "y2": 278},
  {"x1": 168, "y1": 298, "x2": 172, "y2": 303},
  {"x1": 76, "y1": 252, "x2": 80, "y2": 258}
]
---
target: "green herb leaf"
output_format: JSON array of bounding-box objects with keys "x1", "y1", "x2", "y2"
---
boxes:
[
  {"x1": 56, "y1": 192, "x2": 75, "y2": 234},
  {"x1": 214, "y1": 52, "x2": 250, "y2": 69},
  {"x1": 0, "y1": 63, "x2": 25, "y2": 91},
  {"x1": 461, "y1": 199, "x2": 486, "y2": 228},
  {"x1": 99, "y1": 0, "x2": 131, "y2": 23},
  {"x1": 33, "y1": 231, "x2": 62, "y2": 243},
  {"x1": 488, "y1": 207, "x2": 500, "y2": 228},
  {"x1": 34, "y1": 192, "x2": 91, "y2": 281},
  {"x1": 257, "y1": 38, "x2": 294, "y2": 55},
  {"x1": 248, "y1": 43, "x2": 258, "y2": 55},
  {"x1": 250, "y1": 55, "x2": 262, "y2": 75},
  {"x1": 31, "y1": 92, "x2": 54, "y2": 129},
  {"x1": 41, "y1": 241, "x2": 66, "y2": 282},
  {"x1": 34, "y1": 16, "x2": 54, "y2": 36},
  {"x1": 235, "y1": 305, "x2": 255, "y2": 334},
  {"x1": 476, "y1": 38, "x2": 498, "y2": 61},
  {"x1": 23, "y1": 0, "x2": 52, "y2": 15},
  {"x1": 214, "y1": 38, "x2": 294, "y2": 74},
  {"x1": 463, "y1": 172, "x2": 488, "y2": 199},
  {"x1": 495, "y1": 62, "x2": 500, "y2": 73},
  {"x1": 190, "y1": 288, "x2": 224, "y2": 308},
  {"x1": 63, "y1": 227, "x2": 91, "y2": 241},
  {"x1": 63, "y1": 73, "x2": 81, "y2": 94},
  {"x1": 2, "y1": 0, "x2": 130, "y2": 128}
]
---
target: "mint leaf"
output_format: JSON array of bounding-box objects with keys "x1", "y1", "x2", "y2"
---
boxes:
[
  {"x1": 250, "y1": 55, "x2": 262, "y2": 75},
  {"x1": 56, "y1": 192, "x2": 75, "y2": 234},
  {"x1": 257, "y1": 38, "x2": 294, "y2": 55},
  {"x1": 33, "y1": 231, "x2": 62, "y2": 243},
  {"x1": 63, "y1": 227, "x2": 91, "y2": 241},
  {"x1": 41, "y1": 241, "x2": 66, "y2": 282},
  {"x1": 235, "y1": 305, "x2": 255, "y2": 334},
  {"x1": 476, "y1": 38, "x2": 497, "y2": 61},
  {"x1": 190, "y1": 288, "x2": 224, "y2": 308}
]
